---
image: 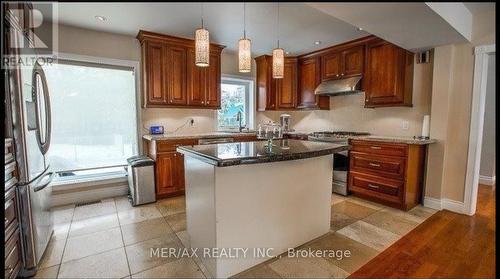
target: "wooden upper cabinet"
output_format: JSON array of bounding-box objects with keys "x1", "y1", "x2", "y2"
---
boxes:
[
  {"x1": 364, "y1": 39, "x2": 414, "y2": 107},
  {"x1": 137, "y1": 30, "x2": 225, "y2": 109},
  {"x1": 321, "y1": 45, "x2": 364, "y2": 81},
  {"x1": 167, "y1": 46, "x2": 187, "y2": 105},
  {"x1": 255, "y1": 55, "x2": 297, "y2": 111},
  {"x1": 143, "y1": 41, "x2": 167, "y2": 105},
  {"x1": 276, "y1": 58, "x2": 297, "y2": 109},
  {"x1": 297, "y1": 57, "x2": 329, "y2": 110},
  {"x1": 206, "y1": 51, "x2": 221, "y2": 108},
  {"x1": 342, "y1": 45, "x2": 364, "y2": 77},
  {"x1": 187, "y1": 48, "x2": 206, "y2": 106},
  {"x1": 321, "y1": 52, "x2": 342, "y2": 81}
]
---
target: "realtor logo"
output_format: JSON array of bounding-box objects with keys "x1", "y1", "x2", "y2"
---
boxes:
[{"x1": 2, "y1": 1, "x2": 58, "y2": 69}]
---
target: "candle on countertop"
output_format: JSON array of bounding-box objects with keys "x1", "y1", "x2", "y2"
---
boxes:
[{"x1": 421, "y1": 115, "x2": 430, "y2": 138}]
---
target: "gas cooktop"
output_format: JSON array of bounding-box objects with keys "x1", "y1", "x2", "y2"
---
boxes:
[{"x1": 308, "y1": 131, "x2": 370, "y2": 142}]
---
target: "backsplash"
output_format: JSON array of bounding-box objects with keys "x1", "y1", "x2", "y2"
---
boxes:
[
  {"x1": 256, "y1": 59, "x2": 433, "y2": 137},
  {"x1": 141, "y1": 108, "x2": 217, "y2": 135}
]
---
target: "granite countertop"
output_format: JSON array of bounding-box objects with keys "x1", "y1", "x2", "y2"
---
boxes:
[
  {"x1": 143, "y1": 131, "x2": 257, "y2": 141},
  {"x1": 355, "y1": 135, "x2": 436, "y2": 145},
  {"x1": 177, "y1": 139, "x2": 348, "y2": 167}
]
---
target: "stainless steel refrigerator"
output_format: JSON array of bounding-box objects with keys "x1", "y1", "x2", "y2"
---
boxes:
[{"x1": 6, "y1": 23, "x2": 55, "y2": 277}]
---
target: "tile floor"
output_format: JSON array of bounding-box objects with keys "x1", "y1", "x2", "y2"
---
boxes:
[{"x1": 35, "y1": 194, "x2": 436, "y2": 278}]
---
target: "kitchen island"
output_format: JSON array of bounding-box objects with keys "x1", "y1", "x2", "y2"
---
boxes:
[{"x1": 177, "y1": 140, "x2": 347, "y2": 278}]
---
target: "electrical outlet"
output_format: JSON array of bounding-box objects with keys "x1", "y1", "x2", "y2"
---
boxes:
[{"x1": 401, "y1": 121, "x2": 409, "y2": 130}]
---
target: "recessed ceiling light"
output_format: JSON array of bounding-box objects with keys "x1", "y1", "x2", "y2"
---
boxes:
[
  {"x1": 95, "y1": 15, "x2": 107, "y2": 21},
  {"x1": 356, "y1": 27, "x2": 363, "y2": 31},
  {"x1": 314, "y1": 41, "x2": 321, "y2": 45}
]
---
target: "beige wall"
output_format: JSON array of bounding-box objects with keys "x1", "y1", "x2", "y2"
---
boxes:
[
  {"x1": 471, "y1": 9, "x2": 496, "y2": 46},
  {"x1": 425, "y1": 43, "x2": 475, "y2": 202},
  {"x1": 480, "y1": 54, "x2": 496, "y2": 179},
  {"x1": 256, "y1": 57, "x2": 433, "y2": 137}
]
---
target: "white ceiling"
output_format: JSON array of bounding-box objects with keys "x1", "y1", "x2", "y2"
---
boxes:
[
  {"x1": 45, "y1": 2, "x2": 369, "y2": 56},
  {"x1": 43, "y1": 2, "x2": 495, "y2": 55}
]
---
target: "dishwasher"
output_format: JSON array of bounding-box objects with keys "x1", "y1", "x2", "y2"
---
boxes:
[{"x1": 198, "y1": 137, "x2": 234, "y2": 145}]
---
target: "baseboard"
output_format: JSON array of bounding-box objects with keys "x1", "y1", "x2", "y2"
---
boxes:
[
  {"x1": 423, "y1": 197, "x2": 442, "y2": 210},
  {"x1": 479, "y1": 175, "x2": 496, "y2": 186},
  {"x1": 51, "y1": 182, "x2": 128, "y2": 207},
  {"x1": 423, "y1": 196, "x2": 467, "y2": 214},
  {"x1": 441, "y1": 199, "x2": 466, "y2": 214}
]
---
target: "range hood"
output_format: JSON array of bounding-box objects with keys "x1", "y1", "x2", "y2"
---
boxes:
[{"x1": 314, "y1": 76, "x2": 363, "y2": 96}]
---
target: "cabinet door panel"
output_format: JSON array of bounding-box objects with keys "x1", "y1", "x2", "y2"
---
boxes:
[
  {"x1": 364, "y1": 40, "x2": 410, "y2": 106},
  {"x1": 342, "y1": 45, "x2": 364, "y2": 77},
  {"x1": 297, "y1": 57, "x2": 320, "y2": 108},
  {"x1": 187, "y1": 49, "x2": 206, "y2": 106},
  {"x1": 277, "y1": 59, "x2": 297, "y2": 109},
  {"x1": 321, "y1": 52, "x2": 342, "y2": 81},
  {"x1": 146, "y1": 42, "x2": 167, "y2": 105},
  {"x1": 156, "y1": 152, "x2": 176, "y2": 194},
  {"x1": 156, "y1": 152, "x2": 185, "y2": 195},
  {"x1": 167, "y1": 46, "x2": 187, "y2": 105},
  {"x1": 206, "y1": 52, "x2": 221, "y2": 108}
]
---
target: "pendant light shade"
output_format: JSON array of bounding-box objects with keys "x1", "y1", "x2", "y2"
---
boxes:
[
  {"x1": 195, "y1": 3, "x2": 209, "y2": 67},
  {"x1": 272, "y1": 47, "x2": 284, "y2": 79},
  {"x1": 238, "y1": 38, "x2": 251, "y2": 73},
  {"x1": 238, "y1": 3, "x2": 251, "y2": 73},
  {"x1": 272, "y1": 3, "x2": 284, "y2": 79},
  {"x1": 195, "y1": 27, "x2": 210, "y2": 67}
]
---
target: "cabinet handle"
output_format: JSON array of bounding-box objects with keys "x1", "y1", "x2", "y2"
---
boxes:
[
  {"x1": 336, "y1": 74, "x2": 339, "y2": 77},
  {"x1": 370, "y1": 146, "x2": 382, "y2": 150},
  {"x1": 369, "y1": 162, "x2": 381, "y2": 167},
  {"x1": 341, "y1": 73, "x2": 344, "y2": 76},
  {"x1": 174, "y1": 154, "x2": 177, "y2": 157},
  {"x1": 207, "y1": 101, "x2": 210, "y2": 105},
  {"x1": 368, "y1": 184, "x2": 379, "y2": 189},
  {"x1": 201, "y1": 101, "x2": 205, "y2": 104},
  {"x1": 5, "y1": 217, "x2": 9, "y2": 226},
  {"x1": 170, "y1": 99, "x2": 173, "y2": 103}
]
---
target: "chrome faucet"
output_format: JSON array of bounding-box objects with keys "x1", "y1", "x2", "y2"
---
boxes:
[{"x1": 236, "y1": 111, "x2": 246, "y2": 132}]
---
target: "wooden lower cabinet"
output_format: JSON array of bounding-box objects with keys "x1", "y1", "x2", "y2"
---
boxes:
[
  {"x1": 145, "y1": 135, "x2": 258, "y2": 199},
  {"x1": 348, "y1": 140, "x2": 426, "y2": 210},
  {"x1": 155, "y1": 152, "x2": 185, "y2": 197}
]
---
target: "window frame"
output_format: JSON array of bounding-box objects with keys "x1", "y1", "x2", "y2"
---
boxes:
[
  {"x1": 47, "y1": 52, "x2": 142, "y2": 178},
  {"x1": 217, "y1": 75, "x2": 255, "y2": 131}
]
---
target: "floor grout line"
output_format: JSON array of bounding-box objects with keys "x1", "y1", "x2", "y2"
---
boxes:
[
  {"x1": 115, "y1": 198, "x2": 133, "y2": 278},
  {"x1": 55, "y1": 205, "x2": 76, "y2": 279}
]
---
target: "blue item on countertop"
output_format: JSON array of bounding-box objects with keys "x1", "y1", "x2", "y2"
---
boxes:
[{"x1": 150, "y1": 125, "x2": 164, "y2": 135}]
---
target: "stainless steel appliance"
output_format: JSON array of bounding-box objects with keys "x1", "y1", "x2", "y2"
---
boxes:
[
  {"x1": 127, "y1": 156, "x2": 156, "y2": 206},
  {"x1": 314, "y1": 76, "x2": 363, "y2": 96},
  {"x1": 6, "y1": 26, "x2": 54, "y2": 276},
  {"x1": 198, "y1": 138, "x2": 234, "y2": 145},
  {"x1": 279, "y1": 114, "x2": 293, "y2": 132},
  {"x1": 308, "y1": 131, "x2": 370, "y2": 195}
]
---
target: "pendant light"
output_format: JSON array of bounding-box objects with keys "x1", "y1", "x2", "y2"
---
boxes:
[
  {"x1": 238, "y1": 2, "x2": 251, "y2": 73},
  {"x1": 195, "y1": 3, "x2": 209, "y2": 67},
  {"x1": 272, "y1": 2, "x2": 284, "y2": 79}
]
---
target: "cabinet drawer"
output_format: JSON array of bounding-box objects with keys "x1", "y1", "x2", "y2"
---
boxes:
[
  {"x1": 5, "y1": 229, "x2": 21, "y2": 279},
  {"x1": 350, "y1": 140, "x2": 407, "y2": 157},
  {"x1": 348, "y1": 171, "x2": 403, "y2": 202},
  {"x1": 157, "y1": 139, "x2": 197, "y2": 152},
  {"x1": 350, "y1": 152, "x2": 406, "y2": 179}
]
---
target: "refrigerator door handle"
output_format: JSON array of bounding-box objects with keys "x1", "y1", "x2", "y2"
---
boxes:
[
  {"x1": 33, "y1": 171, "x2": 55, "y2": 192},
  {"x1": 33, "y1": 61, "x2": 52, "y2": 155}
]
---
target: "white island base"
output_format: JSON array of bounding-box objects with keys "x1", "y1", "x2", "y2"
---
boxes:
[{"x1": 184, "y1": 155, "x2": 333, "y2": 278}]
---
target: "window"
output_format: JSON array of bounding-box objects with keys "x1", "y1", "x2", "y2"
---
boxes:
[
  {"x1": 217, "y1": 77, "x2": 254, "y2": 130},
  {"x1": 43, "y1": 59, "x2": 138, "y2": 176}
]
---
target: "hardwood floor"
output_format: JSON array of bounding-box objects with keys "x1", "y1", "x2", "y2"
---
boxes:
[{"x1": 349, "y1": 184, "x2": 496, "y2": 279}]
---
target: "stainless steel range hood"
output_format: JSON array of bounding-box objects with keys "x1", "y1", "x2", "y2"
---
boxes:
[{"x1": 314, "y1": 76, "x2": 362, "y2": 96}]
